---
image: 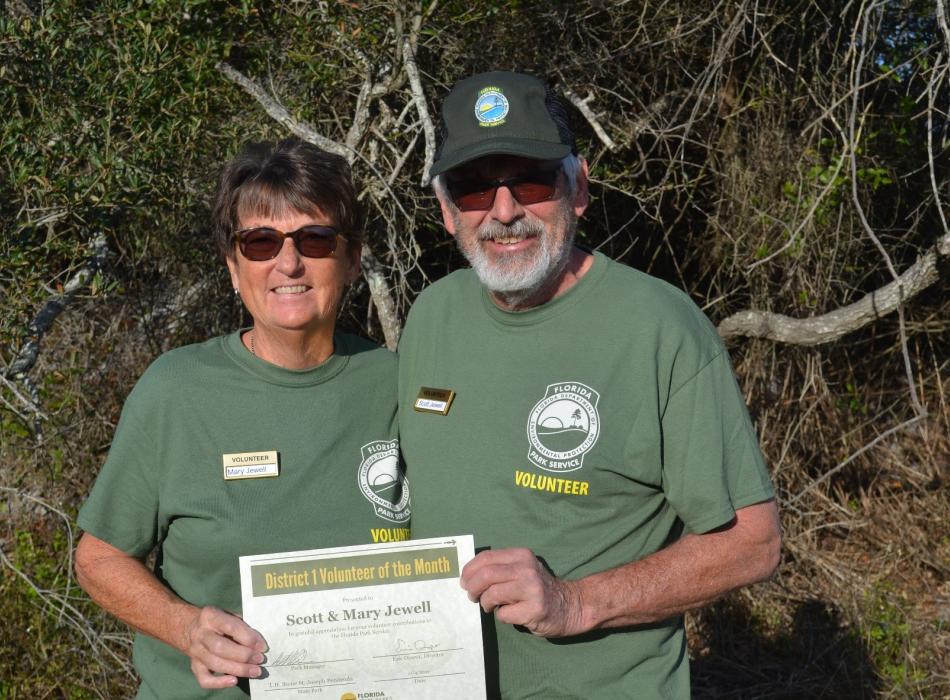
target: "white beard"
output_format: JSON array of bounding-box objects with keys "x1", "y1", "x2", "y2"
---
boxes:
[{"x1": 454, "y1": 208, "x2": 577, "y2": 305}]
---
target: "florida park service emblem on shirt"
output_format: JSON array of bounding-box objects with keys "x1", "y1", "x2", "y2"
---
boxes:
[
  {"x1": 526, "y1": 382, "x2": 601, "y2": 473},
  {"x1": 358, "y1": 439, "x2": 410, "y2": 523}
]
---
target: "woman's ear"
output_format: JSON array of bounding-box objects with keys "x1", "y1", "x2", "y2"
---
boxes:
[
  {"x1": 226, "y1": 254, "x2": 241, "y2": 291},
  {"x1": 345, "y1": 242, "x2": 362, "y2": 284}
]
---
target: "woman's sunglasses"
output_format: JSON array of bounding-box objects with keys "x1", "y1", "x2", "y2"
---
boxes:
[
  {"x1": 233, "y1": 225, "x2": 342, "y2": 261},
  {"x1": 446, "y1": 168, "x2": 561, "y2": 212}
]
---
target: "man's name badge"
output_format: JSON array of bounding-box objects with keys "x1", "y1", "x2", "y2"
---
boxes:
[
  {"x1": 223, "y1": 451, "x2": 280, "y2": 480},
  {"x1": 413, "y1": 386, "x2": 456, "y2": 415}
]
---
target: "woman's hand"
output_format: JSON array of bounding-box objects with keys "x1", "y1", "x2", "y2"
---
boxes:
[
  {"x1": 75, "y1": 533, "x2": 268, "y2": 689},
  {"x1": 184, "y1": 606, "x2": 267, "y2": 689}
]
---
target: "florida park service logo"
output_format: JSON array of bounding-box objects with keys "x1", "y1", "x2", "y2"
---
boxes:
[
  {"x1": 526, "y1": 382, "x2": 600, "y2": 473},
  {"x1": 474, "y1": 87, "x2": 509, "y2": 126},
  {"x1": 358, "y1": 440, "x2": 410, "y2": 523}
]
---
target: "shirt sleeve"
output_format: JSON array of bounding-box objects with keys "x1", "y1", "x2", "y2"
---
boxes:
[
  {"x1": 660, "y1": 349, "x2": 774, "y2": 535},
  {"x1": 77, "y1": 378, "x2": 165, "y2": 558}
]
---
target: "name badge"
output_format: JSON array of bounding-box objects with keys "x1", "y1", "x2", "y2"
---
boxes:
[
  {"x1": 223, "y1": 450, "x2": 280, "y2": 480},
  {"x1": 413, "y1": 387, "x2": 456, "y2": 415}
]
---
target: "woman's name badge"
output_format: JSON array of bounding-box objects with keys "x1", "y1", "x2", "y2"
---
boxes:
[
  {"x1": 413, "y1": 386, "x2": 456, "y2": 415},
  {"x1": 223, "y1": 451, "x2": 280, "y2": 480}
]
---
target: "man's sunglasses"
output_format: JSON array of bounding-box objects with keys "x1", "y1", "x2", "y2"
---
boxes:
[
  {"x1": 446, "y1": 168, "x2": 561, "y2": 212},
  {"x1": 233, "y1": 225, "x2": 342, "y2": 261}
]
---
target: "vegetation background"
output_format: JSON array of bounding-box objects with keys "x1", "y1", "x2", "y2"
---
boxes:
[{"x1": 1, "y1": 0, "x2": 947, "y2": 697}]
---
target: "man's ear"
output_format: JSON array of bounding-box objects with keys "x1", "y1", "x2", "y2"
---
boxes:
[
  {"x1": 573, "y1": 157, "x2": 590, "y2": 218},
  {"x1": 438, "y1": 194, "x2": 458, "y2": 237}
]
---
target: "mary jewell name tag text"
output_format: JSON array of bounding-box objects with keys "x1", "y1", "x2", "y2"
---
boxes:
[{"x1": 222, "y1": 450, "x2": 279, "y2": 480}]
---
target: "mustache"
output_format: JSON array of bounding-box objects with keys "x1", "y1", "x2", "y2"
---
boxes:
[{"x1": 476, "y1": 218, "x2": 546, "y2": 241}]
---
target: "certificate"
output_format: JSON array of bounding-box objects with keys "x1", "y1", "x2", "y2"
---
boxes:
[{"x1": 239, "y1": 536, "x2": 486, "y2": 699}]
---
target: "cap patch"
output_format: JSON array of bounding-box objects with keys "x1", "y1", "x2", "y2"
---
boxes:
[{"x1": 474, "y1": 87, "x2": 509, "y2": 127}]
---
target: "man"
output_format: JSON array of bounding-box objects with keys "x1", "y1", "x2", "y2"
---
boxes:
[{"x1": 398, "y1": 71, "x2": 781, "y2": 699}]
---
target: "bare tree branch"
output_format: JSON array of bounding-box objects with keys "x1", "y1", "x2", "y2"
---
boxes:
[
  {"x1": 216, "y1": 62, "x2": 349, "y2": 159},
  {"x1": 562, "y1": 87, "x2": 618, "y2": 151},
  {"x1": 0, "y1": 373, "x2": 48, "y2": 421},
  {"x1": 402, "y1": 35, "x2": 436, "y2": 185},
  {"x1": 361, "y1": 250, "x2": 402, "y2": 349},
  {"x1": 848, "y1": 1, "x2": 924, "y2": 415},
  {"x1": 6, "y1": 232, "x2": 109, "y2": 379},
  {"x1": 718, "y1": 232, "x2": 950, "y2": 344},
  {"x1": 344, "y1": 73, "x2": 376, "y2": 152},
  {"x1": 927, "y1": 55, "x2": 950, "y2": 240},
  {"x1": 786, "y1": 411, "x2": 929, "y2": 506},
  {"x1": 936, "y1": 0, "x2": 950, "y2": 51},
  {"x1": 629, "y1": 88, "x2": 692, "y2": 137}
]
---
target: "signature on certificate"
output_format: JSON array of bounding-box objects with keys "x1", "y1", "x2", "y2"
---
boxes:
[
  {"x1": 267, "y1": 649, "x2": 310, "y2": 666},
  {"x1": 394, "y1": 638, "x2": 442, "y2": 654}
]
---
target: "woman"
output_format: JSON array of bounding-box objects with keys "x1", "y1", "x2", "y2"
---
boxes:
[{"x1": 75, "y1": 138, "x2": 409, "y2": 698}]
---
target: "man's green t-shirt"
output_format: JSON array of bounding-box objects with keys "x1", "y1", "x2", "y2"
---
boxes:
[
  {"x1": 398, "y1": 251, "x2": 773, "y2": 699},
  {"x1": 78, "y1": 332, "x2": 409, "y2": 699}
]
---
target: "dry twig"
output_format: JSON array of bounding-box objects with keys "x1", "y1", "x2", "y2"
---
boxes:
[{"x1": 718, "y1": 232, "x2": 950, "y2": 344}]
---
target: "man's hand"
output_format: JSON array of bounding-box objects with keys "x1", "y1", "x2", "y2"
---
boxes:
[
  {"x1": 460, "y1": 548, "x2": 587, "y2": 638},
  {"x1": 184, "y1": 606, "x2": 267, "y2": 689}
]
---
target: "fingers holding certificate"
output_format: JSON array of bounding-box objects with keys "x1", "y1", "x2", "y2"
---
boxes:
[{"x1": 239, "y1": 536, "x2": 486, "y2": 699}]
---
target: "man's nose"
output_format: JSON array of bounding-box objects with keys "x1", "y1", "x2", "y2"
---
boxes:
[{"x1": 488, "y1": 184, "x2": 524, "y2": 224}]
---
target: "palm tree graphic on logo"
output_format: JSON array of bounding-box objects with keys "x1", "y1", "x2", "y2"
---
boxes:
[{"x1": 535, "y1": 399, "x2": 589, "y2": 453}]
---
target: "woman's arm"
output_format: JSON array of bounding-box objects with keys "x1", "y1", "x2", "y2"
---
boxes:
[{"x1": 75, "y1": 532, "x2": 267, "y2": 689}]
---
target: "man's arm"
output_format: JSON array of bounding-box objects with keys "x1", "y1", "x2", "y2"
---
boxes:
[
  {"x1": 75, "y1": 532, "x2": 267, "y2": 688},
  {"x1": 459, "y1": 499, "x2": 781, "y2": 638}
]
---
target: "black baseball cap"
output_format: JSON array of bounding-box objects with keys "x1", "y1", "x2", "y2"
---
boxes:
[{"x1": 430, "y1": 71, "x2": 575, "y2": 177}]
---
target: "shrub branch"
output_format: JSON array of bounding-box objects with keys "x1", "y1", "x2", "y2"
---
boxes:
[
  {"x1": 5, "y1": 232, "x2": 109, "y2": 380},
  {"x1": 718, "y1": 232, "x2": 950, "y2": 345}
]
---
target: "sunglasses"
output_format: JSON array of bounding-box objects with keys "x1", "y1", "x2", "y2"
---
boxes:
[
  {"x1": 446, "y1": 168, "x2": 561, "y2": 212},
  {"x1": 233, "y1": 225, "x2": 342, "y2": 261}
]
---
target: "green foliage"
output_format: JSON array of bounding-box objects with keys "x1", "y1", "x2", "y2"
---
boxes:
[
  {"x1": 12, "y1": 528, "x2": 66, "y2": 590},
  {"x1": 781, "y1": 140, "x2": 894, "y2": 236},
  {"x1": 0, "y1": 0, "x2": 265, "y2": 355},
  {"x1": 838, "y1": 380, "x2": 869, "y2": 416},
  {"x1": 0, "y1": 516, "x2": 134, "y2": 697},
  {"x1": 860, "y1": 583, "x2": 929, "y2": 691}
]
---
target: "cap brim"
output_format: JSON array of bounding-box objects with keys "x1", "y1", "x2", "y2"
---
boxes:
[{"x1": 430, "y1": 138, "x2": 572, "y2": 177}]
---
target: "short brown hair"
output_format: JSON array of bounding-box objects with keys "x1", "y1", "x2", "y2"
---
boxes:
[{"x1": 212, "y1": 137, "x2": 362, "y2": 259}]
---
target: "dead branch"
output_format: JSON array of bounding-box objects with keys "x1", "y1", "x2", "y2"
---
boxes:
[
  {"x1": 344, "y1": 73, "x2": 376, "y2": 152},
  {"x1": 361, "y1": 250, "x2": 402, "y2": 349},
  {"x1": 927, "y1": 56, "x2": 950, "y2": 240},
  {"x1": 216, "y1": 62, "x2": 349, "y2": 159},
  {"x1": 937, "y1": 0, "x2": 950, "y2": 51},
  {"x1": 785, "y1": 412, "x2": 929, "y2": 506},
  {"x1": 0, "y1": 373, "x2": 47, "y2": 421},
  {"x1": 402, "y1": 35, "x2": 436, "y2": 185},
  {"x1": 630, "y1": 88, "x2": 693, "y2": 136},
  {"x1": 6, "y1": 232, "x2": 109, "y2": 379},
  {"x1": 717, "y1": 232, "x2": 950, "y2": 344},
  {"x1": 562, "y1": 87, "x2": 618, "y2": 151},
  {"x1": 848, "y1": 3, "x2": 923, "y2": 415}
]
